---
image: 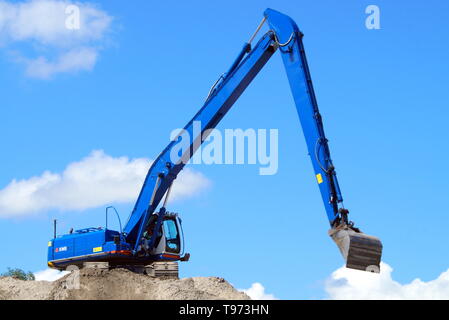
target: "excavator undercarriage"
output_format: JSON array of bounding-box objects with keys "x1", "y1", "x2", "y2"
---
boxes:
[{"x1": 82, "y1": 261, "x2": 180, "y2": 278}]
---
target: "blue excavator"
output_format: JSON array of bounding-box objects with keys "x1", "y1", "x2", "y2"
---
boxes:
[{"x1": 47, "y1": 9, "x2": 382, "y2": 277}]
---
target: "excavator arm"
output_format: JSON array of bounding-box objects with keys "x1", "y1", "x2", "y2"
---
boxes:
[{"x1": 123, "y1": 8, "x2": 382, "y2": 272}]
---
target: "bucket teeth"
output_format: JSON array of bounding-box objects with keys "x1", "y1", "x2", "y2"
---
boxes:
[{"x1": 329, "y1": 226, "x2": 382, "y2": 273}]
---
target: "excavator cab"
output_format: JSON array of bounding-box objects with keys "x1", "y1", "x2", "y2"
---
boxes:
[
  {"x1": 142, "y1": 212, "x2": 188, "y2": 278},
  {"x1": 145, "y1": 212, "x2": 186, "y2": 260},
  {"x1": 329, "y1": 225, "x2": 382, "y2": 273}
]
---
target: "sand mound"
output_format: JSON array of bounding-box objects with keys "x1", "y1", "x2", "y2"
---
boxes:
[
  {"x1": 0, "y1": 276, "x2": 53, "y2": 300},
  {"x1": 0, "y1": 268, "x2": 250, "y2": 300}
]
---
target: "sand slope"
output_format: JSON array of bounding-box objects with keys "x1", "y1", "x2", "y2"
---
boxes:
[{"x1": 0, "y1": 268, "x2": 250, "y2": 300}]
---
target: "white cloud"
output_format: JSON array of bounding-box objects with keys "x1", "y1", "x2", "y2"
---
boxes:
[
  {"x1": 0, "y1": 150, "x2": 211, "y2": 218},
  {"x1": 0, "y1": 0, "x2": 112, "y2": 78},
  {"x1": 239, "y1": 282, "x2": 277, "y2": 300},
  {"x1": 34, "y1": 268, "x2": 68, "y2": 281},
  {"x1": 325, "y1": 262, "x2": 449, "y2": 299},
  {"x1": 25, "y1": 46, "x2": 97, "y2": 78}
]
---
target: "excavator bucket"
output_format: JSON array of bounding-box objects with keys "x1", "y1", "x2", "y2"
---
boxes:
[{"x1": 329, "y1": 226, "x2": 382, "y2": 273}]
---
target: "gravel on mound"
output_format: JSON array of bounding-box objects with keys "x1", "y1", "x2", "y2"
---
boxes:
[{"x1": 0, "y1": 269, "x2": 250, "y2": 300}]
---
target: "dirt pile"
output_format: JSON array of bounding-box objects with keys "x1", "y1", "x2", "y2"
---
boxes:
[
  {"x1": 0, "y1": 268, "x2": 249, "y2": 300},
  {"x1": 0, "y1": 275, "x2": 53, "y2": 300}
]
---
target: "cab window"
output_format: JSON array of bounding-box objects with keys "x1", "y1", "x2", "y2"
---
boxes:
[{"x1": 163, "y1": 219, "x2": 181, "y2": 253}]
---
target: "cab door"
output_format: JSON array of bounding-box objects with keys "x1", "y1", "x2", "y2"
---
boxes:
[{"x1": 162, "y1": 216, "x2": 183, "y2": 254}]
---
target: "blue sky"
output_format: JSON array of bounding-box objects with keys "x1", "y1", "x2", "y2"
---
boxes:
[{"x1": 1, "y1": 0, "x2": 448, "y2": 299}]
